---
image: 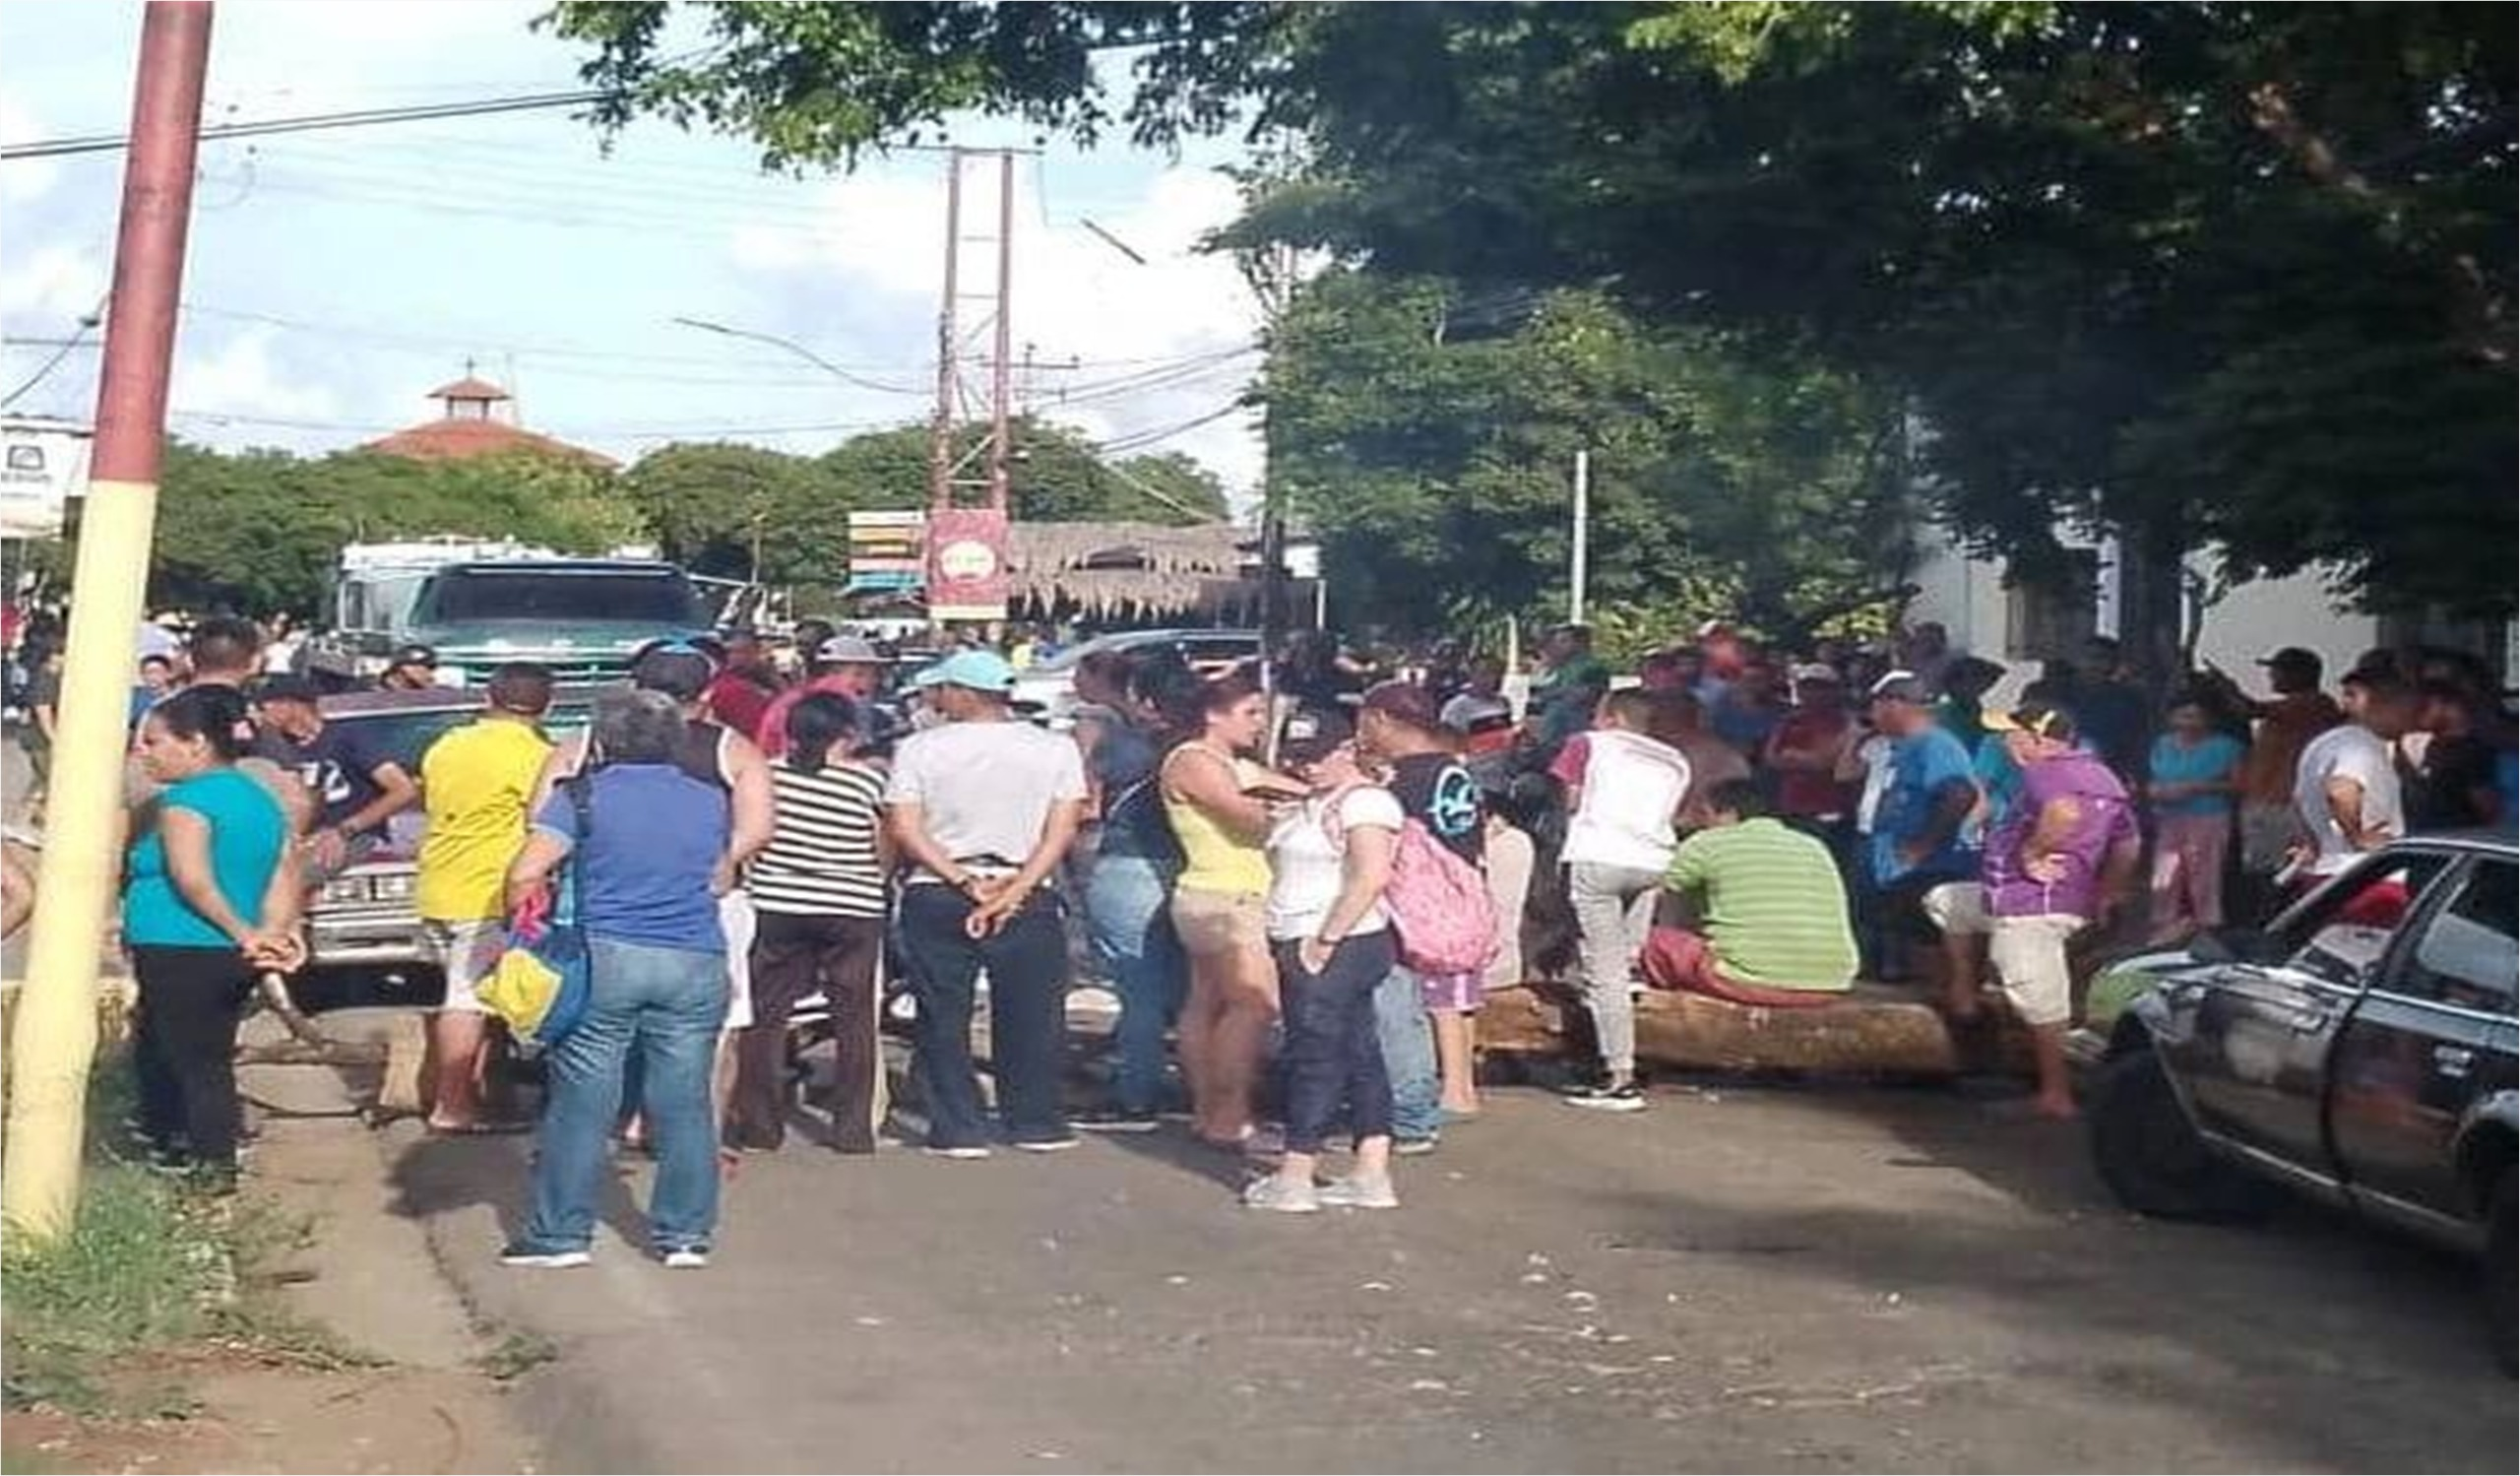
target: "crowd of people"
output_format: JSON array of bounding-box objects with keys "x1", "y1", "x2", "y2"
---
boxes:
[{"x1": 11, "y1": 604, "x2": 2516, "y2": 1262}]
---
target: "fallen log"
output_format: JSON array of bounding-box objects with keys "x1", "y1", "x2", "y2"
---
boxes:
[{"x1": 1480, "y1": 981, "x2": 2031, "y2": 1080}]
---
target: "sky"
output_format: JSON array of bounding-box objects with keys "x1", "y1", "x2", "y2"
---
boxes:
[{"x1": 0, "y1": 1, "x2": 1269, "y2": 502}]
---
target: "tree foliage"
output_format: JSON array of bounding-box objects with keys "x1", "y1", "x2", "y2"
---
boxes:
[
  {"x1": 1270, "y1": 273, "x2": 1909, "y2": 643},
  {"x1": 541, "y1": 1, "x2": 1275, "y2": 166},
  {"x1": 143, "y1": 443, "x2": 642, "y2": 616},
  {"x1": 114, "y1": 417, "x2": 1235, "y2": 619},
  {"x1": 1230, "y1": 3, "x2": 2516, "y2": 617},
  {"x1": 549, "y1": 1, "x2": 2518, "y2": 628}
]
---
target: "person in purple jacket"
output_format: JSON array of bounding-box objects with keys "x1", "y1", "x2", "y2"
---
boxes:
[{"x1": 1923, "y1": 701, "x2": 2141, "y2": 1119}]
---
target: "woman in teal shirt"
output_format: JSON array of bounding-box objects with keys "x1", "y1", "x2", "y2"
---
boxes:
[
  {"x1": 125, "y1": 685, "x2": 300, "y2": 1187},
  {"x1": 2147, "y1": 694, "x2": 2246, "y2": 941}
]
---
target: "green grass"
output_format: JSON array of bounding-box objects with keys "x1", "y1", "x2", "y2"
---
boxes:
[
  {"x1": 2, "y1": 1053, "x2": 380, "y2": 1417},
  {"x1": 472, "y1": 1328, "x2": 560, "y2": 1382},
  {"x1": 1, "y1": 1163, "x2": 231, "y2": 1413}
]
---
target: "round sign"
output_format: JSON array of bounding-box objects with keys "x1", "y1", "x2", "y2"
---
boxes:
[{"x1": 936, "y1": 539, "x2": 999, "y2": 581}]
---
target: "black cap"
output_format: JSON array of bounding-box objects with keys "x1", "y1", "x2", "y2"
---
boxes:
[
  {"x1": 2256, "y1": 647, "x2": 2321, "y2": 679},
  {"x1": 1867, "y1": 671, "x2": 1933, "y2": 706},
  {"x1": 388, "y1": 643, "x2": 438, "y2": 670}
]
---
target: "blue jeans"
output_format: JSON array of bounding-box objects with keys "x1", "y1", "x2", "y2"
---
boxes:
[
  {"x1": 1084, "y1": 855, "x2": 1185, "y2": 1115},
  {"x1": 523, "y1": 936, "x2": 728, "y2": 1255},
  {"x1": 1274, "y1": 931, "x2": 1397, "y2": 1155},
  {"x1": 1373, "y1": 963, "x2": 1442, "y2": 1142}
]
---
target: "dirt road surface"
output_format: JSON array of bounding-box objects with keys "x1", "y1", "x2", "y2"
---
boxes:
[{"x1": 382, "y1": 1076, "x2": 2514, "y2": 1474}]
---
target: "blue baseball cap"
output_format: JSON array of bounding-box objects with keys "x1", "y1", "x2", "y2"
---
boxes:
[{"x1": 911, "y1": 649, "x2": 1018, "y2": 693}]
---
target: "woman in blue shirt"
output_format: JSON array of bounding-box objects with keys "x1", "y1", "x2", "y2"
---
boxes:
[
  {"x1": 501, "y1": 689, "x2": 733, "y2": 1270},
  {"x1": 125, "y1": 685, "x2": 299, "y2": 1187},
  {"x1": 2147, "y1": 694, "x2": 2247, "y2": 940}
]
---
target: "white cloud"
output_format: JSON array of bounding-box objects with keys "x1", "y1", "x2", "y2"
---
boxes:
[
  {"x1": 728, "y1": 158, "x2": 1267, "y2": 501},
  {"x1": 197, "y1": 0, "x2": 554, "y2": 119},
  {"x1": 0, "y1": 94, "x2": 59, "y2": 205},
  {"x1": 171, "y1": 326, "x2": 340, "y2": 424},
  {"x1": 0, "y1": 241, "x2": 105, "y2": 322}
]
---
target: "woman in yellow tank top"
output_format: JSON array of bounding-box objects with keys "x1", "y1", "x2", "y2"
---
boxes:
[{"x1": 1159, "y1": 670, "x2": 1301, "y2": 1150}]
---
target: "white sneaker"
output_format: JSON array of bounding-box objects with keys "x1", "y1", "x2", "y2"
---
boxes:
[
  {"x1": 922, "y1": 1144, "x2": 992, "y2": 1161},
  {"x1": 499, "y1": 1247, "x2": 592, "y2": 1269},
  {"x1": 660, "y1": 1247, "x2": 711, "y2": 1270},
  {"x1": 1316, "y1": 1175, "x2": 1400, "y2": 1210},
  {"x1": 1241, "y1": 1175, "x2": 1320, "y2": 1213}
]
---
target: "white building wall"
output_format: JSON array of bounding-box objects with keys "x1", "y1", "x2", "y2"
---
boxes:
[
  {"x1": 1905, "y1": 519, "x2": 2381, "y2": 699},
  {"x1": 2185, "y1": 565, "x2": 2380, "y2": 689}
]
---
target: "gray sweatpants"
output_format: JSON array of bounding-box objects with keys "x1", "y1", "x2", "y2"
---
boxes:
[{"x1": 1567, "y1": 861, "x2": 1665, "y2": 1078}]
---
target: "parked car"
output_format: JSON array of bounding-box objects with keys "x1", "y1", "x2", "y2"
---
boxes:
[
  {"x1": 2084, "y1": 834, "x2": 2517, "y2": 1371},
  {"x1": 1009, "y1": 628, "x2": 1263, "y2": 720},
  {"x1": 302, "y1": 686, "x2": 595, "y2": 983}
]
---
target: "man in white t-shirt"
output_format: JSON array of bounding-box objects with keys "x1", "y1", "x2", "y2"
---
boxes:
[
  {"x1": 885, "y1": 649, "x2": 1091, "y2": 1157},
  {"x1": 1550, "y1": 690, "x2": 1692, "y2": 1112},
  {"x1": 2292, "y1": 668, "x2": 2416, "y2": 879}
]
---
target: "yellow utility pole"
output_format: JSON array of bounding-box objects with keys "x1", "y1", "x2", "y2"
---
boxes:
[{"x1": 4, "y1": 1, "x2": 215, "y2": 1240}]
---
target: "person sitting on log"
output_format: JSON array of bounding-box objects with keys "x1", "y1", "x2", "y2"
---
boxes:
[{"x1": 1644, "y1": 779, "x2": 1859, "y2": 1008}]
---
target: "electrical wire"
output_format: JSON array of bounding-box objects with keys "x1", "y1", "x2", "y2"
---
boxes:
[
  {"x1": 1, "y1": 89, "x2": 619, "y2": 161},
  {"x1": 0, "y1": 300, "x2": 106, "y2": 409}
]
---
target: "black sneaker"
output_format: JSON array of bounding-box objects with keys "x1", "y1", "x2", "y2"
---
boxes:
[
  {"x1": 1073, "y1": 1107, "x2": 1162, "y2": 1134},
  {"x1": 1558, "y1": 1080, "x2": 1647, "y2": 1114}
]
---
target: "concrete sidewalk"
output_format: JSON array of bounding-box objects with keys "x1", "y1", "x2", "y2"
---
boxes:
[{"x1": 377, "y1": 1075, "x2": 2512, "y2": 1474}]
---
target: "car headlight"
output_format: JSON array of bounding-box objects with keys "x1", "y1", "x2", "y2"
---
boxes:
[
  {"x1": 320, "y1": 877, "x2": 367, "y2": 905},
  {"x1": 370, "y1": 872, "x2": 416, "y2": 902}
]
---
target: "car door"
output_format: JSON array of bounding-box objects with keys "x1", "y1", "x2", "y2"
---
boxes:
[
  {"x1": 2165, "y1": 850, "x2": 2453, "y2": 1177},
  {"x1": 2328, "y1": 856, "x2": 2520, "y2": 1233}
]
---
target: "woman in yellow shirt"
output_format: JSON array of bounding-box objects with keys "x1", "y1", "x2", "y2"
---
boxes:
[{"x1": 1158, "y1": 669, "x2": 1300, "y2": 1150}]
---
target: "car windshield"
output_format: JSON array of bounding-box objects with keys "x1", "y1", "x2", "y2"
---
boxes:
[{"x1": 410, "y1": 569, "x2": 702, "y2": 626}]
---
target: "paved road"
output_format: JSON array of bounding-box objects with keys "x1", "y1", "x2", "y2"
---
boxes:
[{"x1": 382, "y1": 1066, "x2": 2512, "y2": 1474}]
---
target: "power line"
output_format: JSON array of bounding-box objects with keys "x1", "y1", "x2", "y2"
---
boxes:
[
  {"x1": 1, "y1": 89, "x2": 618, "y2": 161},
  {"x1": 0, "y1": 300, "x2": 106, "y2": 410}
]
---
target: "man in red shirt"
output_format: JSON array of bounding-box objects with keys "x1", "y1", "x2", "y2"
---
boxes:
[
  {"x1": 1763, "y1": 665, "x2": 1859, "y2": 829},
  {"x1": 703, "y1": 629, "x2": 784, "y2": 741},
  {"x1": 755, "y1": 635, "x2": 891, "y2": 759}
]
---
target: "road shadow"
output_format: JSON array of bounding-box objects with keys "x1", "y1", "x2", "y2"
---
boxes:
[{"x1": 1559, "y1": 1077, "x2": 2511, "y2": 1474}]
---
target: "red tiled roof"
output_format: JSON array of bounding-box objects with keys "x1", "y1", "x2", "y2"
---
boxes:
[
  {"x1": 360, "y1": 417, "x2": 617, "y2": 469},
  {"x1": 425, "y1": 375, "x2": 512, "y2": 402}
]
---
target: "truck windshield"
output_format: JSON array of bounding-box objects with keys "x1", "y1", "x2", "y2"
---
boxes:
[{"x1": 411, "y1": 569, "x2": 702, "y2": 626}]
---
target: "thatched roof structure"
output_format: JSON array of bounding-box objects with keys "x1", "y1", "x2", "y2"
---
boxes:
[{"x1": 1006, "y1": 521, "x2": 1262, "y2": 620}]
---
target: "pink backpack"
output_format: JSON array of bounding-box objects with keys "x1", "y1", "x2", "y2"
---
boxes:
[{"x1": 1386, "y1": 818, "x2": 1500, "y2": 976}]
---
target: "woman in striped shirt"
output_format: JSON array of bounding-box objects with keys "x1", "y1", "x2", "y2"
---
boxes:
[{"x1": 731, "y1": 694, "x2": 894, "y2": 1154}]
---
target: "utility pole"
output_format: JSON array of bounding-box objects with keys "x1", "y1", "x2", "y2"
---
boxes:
[
  {"x1": 1254, "y1": 242, "x2": 1296, "y2": 642},
  {"x1": 926, "y1": 150, "x2": 964, "y2": 514},
  {"x1": 923, "y1": 147, "x2": 1028, "y2": 627},
  {"x1": 5, "y1": 0, "x2": 214, "y2": 1241},
  {"x1": 987, "y1": 150, "x2": 1015, "y2": 513},
  {"x1": 1569, "y1": 447, "x2": 1591, "y2": 626}
]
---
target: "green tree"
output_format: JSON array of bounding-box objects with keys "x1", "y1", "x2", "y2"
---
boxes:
[
  {"x1": 621, "y1": 441, "x2": 854, "y2": 585},
  {"x1": 1223, "y1": 2, "x2": 2517, "y2": 644},
  {"x1": 813, "y1": 417, "x2": 1230, "y2": 524},
  {"x1": 139, "y1": 442, "x2": 645, "y2": 616},
  {"x1": 1269, "y1": 272, "x2": 1909, "y2": 641},
  {"x1": 549, "y1": 0, "x2": 2519, "y2": 648}
]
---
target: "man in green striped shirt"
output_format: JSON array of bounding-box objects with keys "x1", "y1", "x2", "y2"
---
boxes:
[{"x1": 1651, "y1": 779, "x2": 1858, "y2": 1004}]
